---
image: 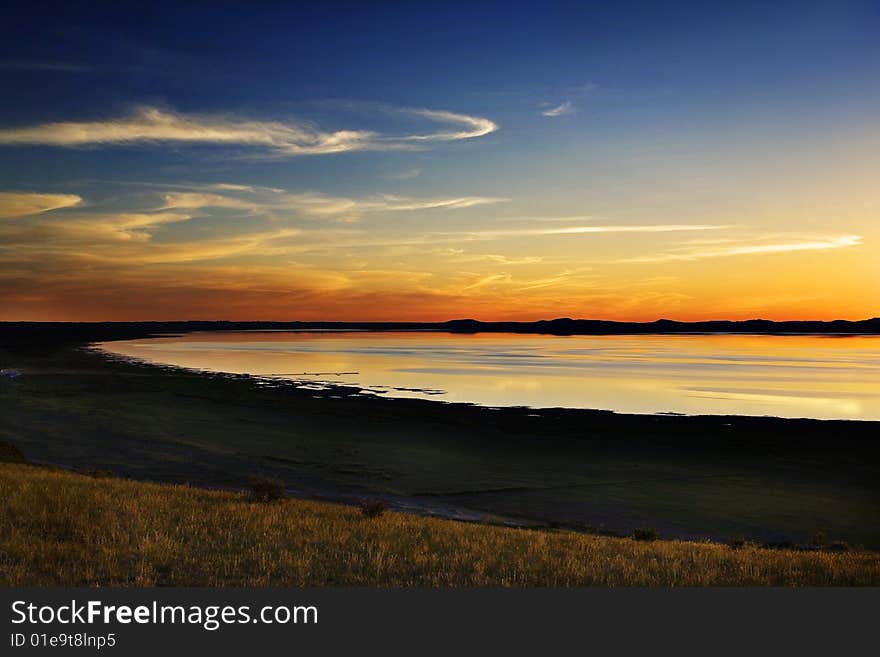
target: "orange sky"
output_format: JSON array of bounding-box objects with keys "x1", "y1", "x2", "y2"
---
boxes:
[{"x1": 1, "y1": 85, "x2": 878, "y2": 322}]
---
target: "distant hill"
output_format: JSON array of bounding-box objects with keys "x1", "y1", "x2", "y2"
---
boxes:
[
  {"x1": 2, "y1": 317, "x2": 880, "y2": 347},
  {"x1": 440, "y1": 317, "x2": 880, "y2": 335}
]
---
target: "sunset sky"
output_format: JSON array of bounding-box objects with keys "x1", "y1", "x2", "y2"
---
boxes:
[{"x1": 1, "y1": 1, "x2": 878, "y2": 321}]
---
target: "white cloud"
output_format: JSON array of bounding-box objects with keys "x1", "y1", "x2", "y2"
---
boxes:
[
  {"x1": 541, "y1": 224, "x2": 724, "y2": 235},
  {"x1": 542, "y1": 101, "x2": 574, "y2": 117},
  {"x1": 160, "y1": 186, "x2": 506, "y2": 220},
  {"x1": 208, "y1": 182, "x2": 284, "y2": 193},
  {"x1": 433, "y1": 250, "x2": 543, "y2": 266},
  {"x1": 401, "y1": 109, "x2": 497, "y2": 141},
  {"x1": 0, "y1": 105, "x2": 498, "y2": 156},
  {"x1": 268, "y1": 223, "x2": 732, "y2": 254},
  {"x1": 365, "y1": 194, "x2": 505, "y2": 212},
  {"x1": 621, "y1": 234, "x2": 863, "y2": 263},
  {"x1": 0, "y1": 192, "x2": 82, "y2": 218},
  {"x1": 457, "y1": 224, "x2": 729, "y2": 240},
  {"x1": 160, "y1": 192, "x2": 257, "y2": 211}
]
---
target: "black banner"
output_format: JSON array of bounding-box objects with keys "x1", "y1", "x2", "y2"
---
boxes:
[{"x1": 2, "y1": 588, "x2": 877, "y2": 655}]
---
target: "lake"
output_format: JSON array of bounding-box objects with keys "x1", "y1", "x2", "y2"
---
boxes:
[{"x1": 96, "y1": 331, "x2": 880, "y2": 420}]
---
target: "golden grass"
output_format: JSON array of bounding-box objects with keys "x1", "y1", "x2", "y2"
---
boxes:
[{"x1": 1, "y1": 463, "x2": 877, "y2": 586}]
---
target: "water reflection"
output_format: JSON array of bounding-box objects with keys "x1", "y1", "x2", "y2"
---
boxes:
[{"x1": 96, "y1": 331, "x2": 880, "y2": 420}]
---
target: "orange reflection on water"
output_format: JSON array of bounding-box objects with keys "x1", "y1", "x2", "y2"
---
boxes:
[{"x1": 97, "y1": 331, "x2": 880, "y2": 420}]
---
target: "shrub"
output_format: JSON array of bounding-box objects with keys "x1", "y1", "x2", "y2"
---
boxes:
[
  {"x1": 0, "y1": 442, "x2": 27, "y2": 464},
  {"x1": 81, "y1": 468, "x2": 114, "y2": 479},
  {"x1": 728, "y1": 536, "x2": 748, "y2": 550},
  {"x1": 360, "y1": 499, "x2": 388, "y2": 518},
  {"x1": 632, "y1": 528, "x2": 659, "y2": 542},
  {"x1": 250, "y1": 478, "x2": 286, "y2": 503},
  {"x1": 827, "y1": 541, "x2": 850, "y2": 553}
]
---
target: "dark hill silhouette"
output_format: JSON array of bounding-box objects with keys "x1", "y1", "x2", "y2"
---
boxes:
[
  {"x1": 2, "y1": 317, "x2": 879, "y2": 351},
  {"x1": 442, "y1": 317, "x2": 880, "y2": 335}
]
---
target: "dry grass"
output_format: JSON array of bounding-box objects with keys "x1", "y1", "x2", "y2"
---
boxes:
[{"x1": 1, "y1": 463, "x2": 877, "y2": 586}]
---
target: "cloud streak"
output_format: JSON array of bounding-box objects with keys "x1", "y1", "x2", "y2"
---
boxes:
[
  {"x1": 0, "y1": 106, "x2": 498, "y2": 156},
  {"x1": 459, "y1": 224, "x2": 729, "y2": 240},
  {"x1": 0, "y1": 192, "x2": 82, "y2": 218},
  {"x1": 621, "y1": 234, "x2": 863, "y2": 263},
  {"x1": 0, "y1": 184, "x2": 509, "y2": 268},
  {"x1": 542, "y1": 101, "x2": 573, "y2": 117},
  {"x1": 400, "y1": 109, "x2": 497, "y2": 141},
  {"x1": 159, "y1": 187, "x2": 506, "y2": 220}
]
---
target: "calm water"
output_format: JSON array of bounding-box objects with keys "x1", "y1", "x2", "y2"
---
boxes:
[{"x1": 96, "y1": 331, "x2": 880, "y2": 420}]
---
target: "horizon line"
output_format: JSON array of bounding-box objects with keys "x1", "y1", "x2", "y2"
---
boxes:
[{"x1": 2, "y1": 317, "x2": 878, "y2": 325}]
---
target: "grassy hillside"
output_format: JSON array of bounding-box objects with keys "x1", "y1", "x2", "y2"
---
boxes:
[{"x1": 1, "y1": 463, "x2": 877, "y2": 586}]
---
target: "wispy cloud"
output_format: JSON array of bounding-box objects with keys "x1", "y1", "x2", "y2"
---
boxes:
[
  {"x1": 159, "y1": 192, "x2": 258, "y2": 212},
  {"x1": 462, "y1": 273, "x2": 510, "y2": 290},
  {"x1": 55, "y1": 212, "x2": 194, "y2": 242},
  {"x1": 0, "y1": 192, "x2": 82, "y2": 218},
  {"x1": 483, "y1": 254, "x2": 543, "y2": 265},
  {"x1": 539, "y1": 224, "x2": 725, "y2": 235},
  {"x1": 385, "y1": 168, "x2": 422, "y2": 180},
  {"x1": 517, "y1": 271, "x2": 575, "y2": 291},
  {"x1": 159, "y1": 187, "x2": 506, "y2": 220},
  {"x1": 621, "y1": 234, "x2": 863, "y2": 263},
  {"x1": 433, "y1": 250, "x2": 543, "y2": 266},
  {"x1": 365, "y1": 195, "x2": 505, "y2": 212},
  {"x1": 0, "y1": 207, "x2": 301, "y2": 263},
  {"x1": 208, "y1": 182, "x2": 284, "y2": 193},
  {"x1": 400, "y1": 109, "x2": 497, "y2": 141},
  {"x1": 273, "y1": 192, "x2": 506, "y2": 220},
  {"x1": 460, "y1": 224, "x2": 729, "y2": 241},
  {"x1": 0, "y1": 184, "x2": 508, "y2": 267},
  {"x1": 0, "y1": 105, "x2": 498, "y2": 156},
  {"x1": 542, "y1": 101, "x2": 574, "y2": 117},
  {"x1": 256, "y1": 223, "x2": 732, "y2": 254}
]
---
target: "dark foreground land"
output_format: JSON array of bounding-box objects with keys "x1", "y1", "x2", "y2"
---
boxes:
[
  {"x1": 1, "y1": 322, "x2": 879, "y2": 550},
  {"x1": 2, "y1": 462, "x2": 877, "y2": 586}
]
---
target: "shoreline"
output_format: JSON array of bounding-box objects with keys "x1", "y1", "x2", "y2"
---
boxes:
[
  {"x1": 3, "y1": 325, "x2": 879, "y2": 549},
  {"x1": 91, "y1": 341, "x2": 880, "y2": 425},
  {"x1": 90, "y1": 331, "x2": 880, "y2": 423}
]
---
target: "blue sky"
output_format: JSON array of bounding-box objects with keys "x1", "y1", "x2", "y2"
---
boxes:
[{"x1": 1, "y1": 1, "x2": 878, "y2": 320}]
